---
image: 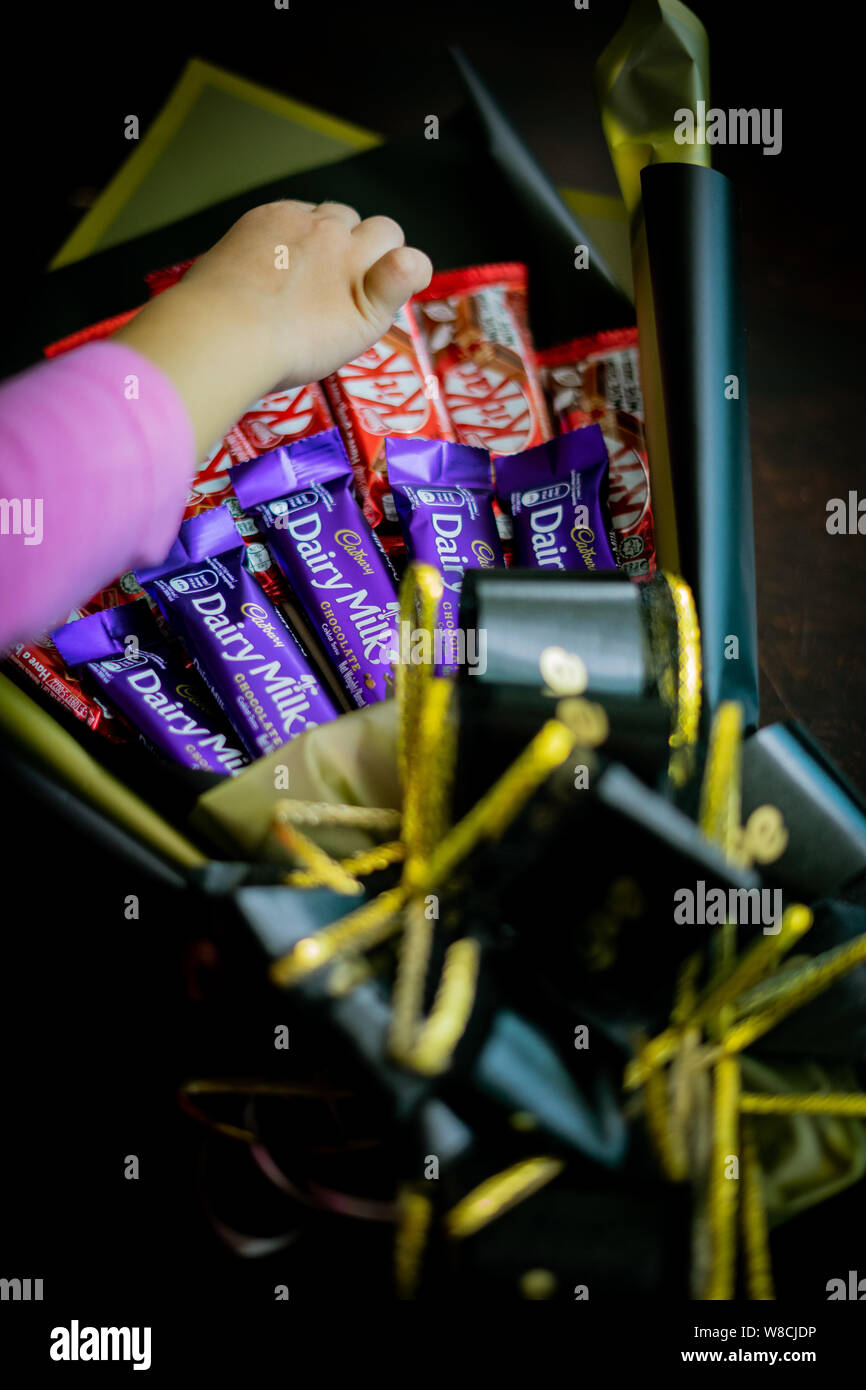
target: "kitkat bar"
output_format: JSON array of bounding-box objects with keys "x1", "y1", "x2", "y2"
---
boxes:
[
  {"x1": 223, "y1": 383, "x2": 334, "y2": 463},
  {"x1": 412, "y1": 263, "x2": 552, "y2": 459},
  {"x1": 539, "y1": 328, "x2": 655, "y2": 579},
  {"x1": 182, "y1": 439, "x2": 233, "y2": 519},
  {"x1": 181, "y1": 444, "x2": 288, "y2": 607},
  {"x1": 322, "y1": 302, "x2": 454, "y2": 529}
]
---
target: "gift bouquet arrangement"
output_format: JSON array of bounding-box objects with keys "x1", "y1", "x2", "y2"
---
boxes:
[{"x1": 3, "y1": 0, "x2": 866, "y2": 1302}]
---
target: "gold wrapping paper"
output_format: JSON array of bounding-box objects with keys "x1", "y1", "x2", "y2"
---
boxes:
[
  {"x1": 596, "y1": 0, "x2": 711, "y2": 574},
  {"x1": 191, "y1": 698, "x2": 400, "y2": 863}
]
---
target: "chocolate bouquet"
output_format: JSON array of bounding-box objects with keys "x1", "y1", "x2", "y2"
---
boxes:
[{"x1": 2, "y1": 0, "x2": 865, "y2": 1306}]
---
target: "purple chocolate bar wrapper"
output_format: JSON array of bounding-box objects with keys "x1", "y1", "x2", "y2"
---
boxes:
[
  {"x1": 386, "y1": 437, "x2": 504, "y2": 676},
  {"x1": 232, "y1": 429, "x2": 399, "y2": 707},
  {"x1": 51, "y1": 602, "x2": 248, "y2": 776},
  {"x1": 137, "y1": 505, "x2": 338, "y2": 758},
  {"x1": 494, "y1": 425, "x2": 620, "y2": 572}
]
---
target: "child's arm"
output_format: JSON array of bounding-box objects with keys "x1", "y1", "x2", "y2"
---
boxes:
[{"x1": 0, "y1": 201, "x2": 431, "y2": 648}]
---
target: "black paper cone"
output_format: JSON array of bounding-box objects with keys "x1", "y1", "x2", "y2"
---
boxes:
[{"x1": 450, "y1": 47, "x2": 632, "y2": 341}]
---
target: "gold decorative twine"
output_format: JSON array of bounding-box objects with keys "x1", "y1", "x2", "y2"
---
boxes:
[
  {"x1": 629, "y1": 699, "x2": 866, "y2": 1299},
  {"x1": 233, "y1": 567, "x2": 862, "y2": 1300},
  {"x1": 268, "y1": 563, "x2": 578, "y2": 1083}
]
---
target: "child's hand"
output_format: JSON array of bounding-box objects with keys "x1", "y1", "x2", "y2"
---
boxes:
[
  {"x1": 182, "y1": 200, "x2": 432, "y2": 387},
  {"x1": 114, "y1": 201, "x2": 433, "y2": 457}
]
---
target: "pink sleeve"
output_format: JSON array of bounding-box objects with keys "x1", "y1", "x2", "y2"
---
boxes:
[{"x1": 0, "y1": 341, "x2": 195, "y2": 648}]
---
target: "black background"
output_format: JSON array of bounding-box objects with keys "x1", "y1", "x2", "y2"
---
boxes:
[{"x1": 1, "y1": 0, "x2": 865, "y2": 1357}]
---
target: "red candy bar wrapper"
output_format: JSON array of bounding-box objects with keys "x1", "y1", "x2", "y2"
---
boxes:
[
  {"x1": 412, "y1": 263, "x2": 552, "y2": 460},
  {"x1": 42, "y1": 256, "x2": 194, "y2": 358},
  {"x1": 144, "y1": 259, "x2": 196, "y2": 296},
  {"x1": 181, "y1": 447, "x2": 286, "y2": 606},
  {"x1": 3, "y1": 567, "x2": 149, "y2": 739},
  {"x1": 4, "y1": 639, "x2": 129, "y2": 739},
  {"x1": 44, "y1": 309, "x2": 141, "y2": 358},
  {"x1": 538, "y1": 328, "x2": 656, "y2": 580},
  {"x1": 80, "y1": 572, "x2": 147, "y2": 613},
  {"x1": 185, "y1": 381, "x2": 334, "y2": 606},
  {"x1": 223, "y1": 382, "x2": 334, "y2": 464},
  {"x1": 147, "y1": 256, "x2": 335, "y2": 518},
  {"x1": 322, "y1": 301, "x2": 454, "y2": 530},
  {"x1": 183, "y1": 448, "x2": 286, "y2": 607}
]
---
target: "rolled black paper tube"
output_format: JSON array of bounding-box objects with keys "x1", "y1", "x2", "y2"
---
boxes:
[
  {"x1": 455, "y1": 569, "x2": 669, "y2": 809},
  {"x1": 640, "y1": 162, "x2": 759, "y2": 729},
  {"x1": 458, "y1": 569, "x2": 651, "y2": 693}
]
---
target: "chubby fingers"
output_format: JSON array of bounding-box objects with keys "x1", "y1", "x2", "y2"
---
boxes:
[
  {"x1": 362, "y1": 245, "x2": 433, "y2": 325},
  {"x1": 313, "y1": 200, "x2": 362, "y2": 228},
  {"x1": 351, "y1": 213, "x2": 405, "y2": 263}
]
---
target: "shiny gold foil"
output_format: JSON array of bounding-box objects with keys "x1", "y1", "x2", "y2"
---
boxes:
[{"x1": 596, "y1": 0, "x2": 711, "y2": 219}]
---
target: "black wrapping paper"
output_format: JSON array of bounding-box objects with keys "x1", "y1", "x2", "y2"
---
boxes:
[
  {"x1": 450, "y1": 48, "x2": 632, "y2": 342},
  {"x1": 428, "y1": 1180, "x2": 690, "y2": 1300},
  {"x1": 640, "y1": 161, "x2": 759, "y2": 730},
  {"x1": 447, "y1": 750, "x2": 768, "y2": 1029},
  {"x1": 234, "y1": 882, "x2": 627, "y2": 1166},
  {"x1": 741, "y1": 722, "x2": 866, "y2": 902}
]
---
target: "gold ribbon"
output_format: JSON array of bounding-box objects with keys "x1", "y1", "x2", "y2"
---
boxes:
[
  {"x1": 629, "y1": 700, "x2": 866, "y2": 1299},
  {"x1": 260, "y1": 574, "x2": 864, "y2": 1299},
  {"x1": 596, "y1": 0, "x2": 713, "y2": 574},
  {"x1": 596, "y1": 0, "x2": 711, "y2": 221},
  {"x1": 394, "y1": 1186, "x2": 435, "y2": 1299},
  {"x1": 445, "y1": 1157, "x2": 566, "y2": 1240},
  {"x1": 661, "y1": 571, "x2": 702, "y2": 788},
  {"x1": 269, "y1": 564, "x2": 577, "y2": 1080}
]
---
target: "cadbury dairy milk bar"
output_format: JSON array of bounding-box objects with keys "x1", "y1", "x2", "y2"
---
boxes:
[
  {"x1": 494, "y1": 425, "x2": 619, "y2": 572},
  {"x1": 232, "y1": 428, "x2": 399, "y2": 707},
  {"x1": 51, "y1": 602, "x2": 248, "y2": 775},
  {"x1": 137, "y1": 506, "x2": 338, "y2": 758},
  {"x1": 386, "y1": 437, "x2": 504, "y2": 675}
]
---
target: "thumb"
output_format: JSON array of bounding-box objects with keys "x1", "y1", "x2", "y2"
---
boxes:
[{"x1": 362, "y1": 246, "x2": 432, "y2": 328}]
